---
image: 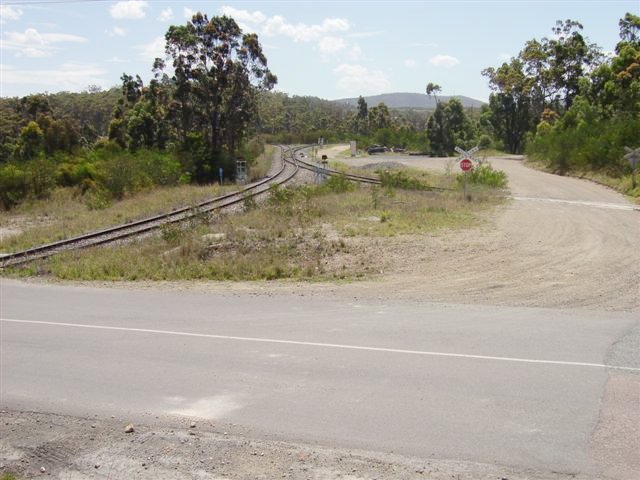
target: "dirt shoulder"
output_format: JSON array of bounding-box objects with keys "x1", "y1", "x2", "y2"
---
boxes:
[{"x1": 0, "y1": 409, "x2": 601, "y2": 480}]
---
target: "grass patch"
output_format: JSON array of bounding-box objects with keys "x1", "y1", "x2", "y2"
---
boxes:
[
  {"x1": 326, "y1": 161, "x2": 452, "y2": 191},
  {"x1": 477, "y1": 148, "x2": 509, "y2": 157},
  {"x1": 0, "y1": 183, "x2": 234, "y2": 251},
  {"x1": 248, "y1": 145, "x2": 277, "y2": 182},
  {"x1": 3, "y1": 168, "x2": 506, "y2": 282}
]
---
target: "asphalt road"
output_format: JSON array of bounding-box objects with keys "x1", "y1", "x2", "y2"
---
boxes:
[{"x1": 1, "y1": 280, "x2": 639, "y2": 477}]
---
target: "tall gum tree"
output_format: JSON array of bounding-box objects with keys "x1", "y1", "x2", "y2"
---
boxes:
[{"x1": 154, "y1": 13, "x2": 277, "y2": 181}]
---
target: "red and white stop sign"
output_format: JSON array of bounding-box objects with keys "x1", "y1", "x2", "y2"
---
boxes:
[{"x1": 460, "y1": 158, "x2": 473, "y2": 172}]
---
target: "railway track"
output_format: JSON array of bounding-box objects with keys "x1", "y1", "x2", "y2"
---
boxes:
[
  {"x1": 0, "y1": 145, "x2": 302, "y2": 268},
  {"x1": 291, "y1": 149, "x2": 381, "y2": 185},
  {"x1": 291, "y1": 147, "x2": 449, "y2": 191},
  {"x1": 0, "y1": 144, "x2": 449, "y2": 268}
]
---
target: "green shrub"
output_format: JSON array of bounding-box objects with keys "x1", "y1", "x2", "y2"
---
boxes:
[
  {"x1": 137, "y1": 150, "x2": 182, "y2": 186},
  {"x1": 379, "y1": 170, "x2": 435, "y2": 190},
  {"x1": 458, "y1": 164, "x2": 507, "y2": 188},
  {"x1": 478, "y1": 134, "x2": 492, "y2": 150},
  {"x1": 268, "y1": 184, "x2": 296, "y2": 206},
  {"x1": 243, "y1": 192, "x2": 257, "y2": 211},
  {"x1": 528, "y1": 112, "x2": 640, "y2": 178},
  {"x1": 322, "y1": 174, "x2": 356, "y2": 193},
  {"x1": 161, "y1": 223, "x2": 185, "y2": 246},
  {"x1": 84, "y1": 187, "x2": 111, "y2": 210},
  {"x1": 25, "y1": 157, "x2": 56, "y2": 199},
  {"x1": 57, "y1": 161, "x2": 97, "y2": 187},
  {"x1": 0, "y1": 163, "x2": 29, "y2": 209}
]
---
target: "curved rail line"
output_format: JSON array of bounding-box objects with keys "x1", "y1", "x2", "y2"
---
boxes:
[
  {"x1": 0, "y1": 145, "x2": 302, "y2": 268},
  {"x1": 291, "y1": 146, "x2": 449, "y2": 191},
  {"x1": 291, "y1": 148, "x2": 381, "y2": 185}
]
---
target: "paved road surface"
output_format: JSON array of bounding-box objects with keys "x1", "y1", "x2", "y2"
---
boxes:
[{"x1": 1, "y1": 280, "x2": 639, "y2": 478}]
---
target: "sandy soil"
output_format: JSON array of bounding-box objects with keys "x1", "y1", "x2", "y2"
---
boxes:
[{"x1": 2, "y1": 149, "x2": 639, "y2": 479}]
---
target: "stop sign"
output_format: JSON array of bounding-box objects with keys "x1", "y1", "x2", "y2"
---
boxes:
[{"x1": 460, "y1": 158, "x2": 473, "y2": 172}]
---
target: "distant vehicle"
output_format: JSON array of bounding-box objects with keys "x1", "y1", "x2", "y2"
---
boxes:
[{"x1": 367, "y1": 145, "x2": 388, "y2": 155}]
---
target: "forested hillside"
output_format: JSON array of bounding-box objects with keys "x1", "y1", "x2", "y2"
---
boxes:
[{"x1": 334, "y1": 92, "x2": 486, "y2": 109}]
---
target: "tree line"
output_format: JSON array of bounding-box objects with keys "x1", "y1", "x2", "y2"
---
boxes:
[
  {"x1": 0, "y1": 12, "x2": 637, "y2": 210},
  {"x1": 483, "y1": 13, "x2": 639, "y2": 183}
]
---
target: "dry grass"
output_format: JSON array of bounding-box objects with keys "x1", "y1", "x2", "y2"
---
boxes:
[
  {"x1": 0, "y1": 184, "x2": 233, "y2": 251},
  {"x1": 248, "y1": 145, "x2": 277, "y2": 181},
  {"x1": 7, "y1": 173, "x2": 505, "y2": 281}
]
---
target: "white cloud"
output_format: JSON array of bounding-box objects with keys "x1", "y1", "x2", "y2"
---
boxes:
[
  {"x1": 318, "y1": 36, "x2": 347, "y2": 55},
  {"x1": 21, "y1": 48, "x2": 48, "y2": 58},
  {"x1": 219, "y1": 7, "x2": 349, "y2": 43},
  {"x1": 429, "y1": 54, "x2": 459, "y2": 68},
  {"x1": 5, "y1": 29, "x2": 86, "y2": 45},
  {"x1": 333, "y1": 64, "x2": 390, "y2": 94},
  {"x1": 158, "y1": 8, "x2": 174, "y2": 22},
  {"x1": 107, "y1": 56, "x2": 128, "y2": 63},
  {"x1": 263, "y1": 16, "x2": 349, "y2": 42},
  {"x1": 404, "y1": 59, "x2": 417, "y2": 68},
  {"x1": 220, "y1": 6, "x2": 266, "y2": 24},
  {"x1": 348, "y1": 31, "x2": 383, "y2": 39},
  {"x1": 109, "y1": 1, "x2": 148, "y2": 20},
  {"x1": 106, "y1": 26, "x2": 126, "y2": 37},
  {"x1": 409, "y1": 42, "x2": 438, "y2": 48},
  {"x1": 0, "y1": 5, "x2": 23, "y2": 24},
  {"x1": 349, "y1": 44, "x2": 363, "y2": 61},
  {"x1": 0, "y1": 63, "x2": 108, "y2": 91},
  {"x1": 199, "y1": 7, "x2": 354, "y2": 62},
  {"x1": 138, "y1": 36, "x2": 166, "y2": 61},
  {"x1": 2, "y1": 28, "x2": 87, "y2": 57}
]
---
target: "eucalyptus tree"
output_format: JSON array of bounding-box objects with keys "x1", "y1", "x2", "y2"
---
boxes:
[
  {"x1": 425, "y1": 82, "x2": 442, "y2": 105},
  {"x1": 482, "y1": 59, "x2": 534, "y2": 154},
  {"x1": 368, "y1": 102, "x2": 391, "y2": 131},
  {"x1": 527, "y1": 13, "x2": 640, "y2": 173},
  {"x1": 154, "y1": 12, "x2": 277, "y2": 180},
  {"x1": 353, "y1": 95, "x2": 369, "y2": 134},
  {"x1": 426, "y1": 98, "x2": 475, "y2": 156}
]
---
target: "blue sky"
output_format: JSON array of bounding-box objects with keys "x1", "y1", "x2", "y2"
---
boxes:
[{"x1": 0, "y1": 0, "x2": 637, "y2": 101}]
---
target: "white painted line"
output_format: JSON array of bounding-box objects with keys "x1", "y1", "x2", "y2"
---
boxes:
[
  {"x1": 513, "y1": 196, "x2": 639, "y2": 211},
  {"x1": 2, "y1": 318, "x2": 639, "y2": 372}
]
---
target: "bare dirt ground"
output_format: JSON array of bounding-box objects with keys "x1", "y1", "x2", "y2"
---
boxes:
[
  {"x1": 2, "y1": 149, "x2": 639, "y2": 479},
  {"x1": 0, "y1": 409, "x2": 604, "y2": 480}
]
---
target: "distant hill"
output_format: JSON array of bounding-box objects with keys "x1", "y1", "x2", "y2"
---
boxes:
[{"x1": 333, "y1": 92, "x2": 486, "y2": 109}]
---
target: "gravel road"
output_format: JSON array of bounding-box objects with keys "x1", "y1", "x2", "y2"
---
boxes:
[{"x1": 332, "y1": 153, "x2": 639, "y2": 312}]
